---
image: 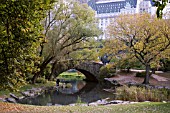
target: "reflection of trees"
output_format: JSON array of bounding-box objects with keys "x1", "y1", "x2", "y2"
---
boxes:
[
  {"x1": 59, "y1": 81, "x2": 86, "y2": 94},
  {"x1": 19, "y1": 81, "x2": 116, "y2": 105},
  {"x1": 18, "y1": 92, "x2": 52, "y2": 106},
  {"x1": 48, "y1": 82, "x2": 115, "y2": 105}
]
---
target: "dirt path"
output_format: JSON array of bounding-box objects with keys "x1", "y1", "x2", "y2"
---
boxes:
[
  {"x1": 151, "y1": 74, "x2": 169, "y2": 81},
  {"x1": 109, "y1": 71, "x2": 170, "y2": 88}
]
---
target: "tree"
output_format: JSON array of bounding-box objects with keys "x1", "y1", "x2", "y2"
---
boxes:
[
  {"x1": 106, "y1": 13, "x2": 170, "y2": 84},
  {"x1": 0, "y1": 0, "x2": 54, "y2": 90},
  {"x1": 153, "y1": 0, "x2": 169, "y2": 18},
  {"x1": 31, "y1": 0, "x2": 101, "y2": 83}
]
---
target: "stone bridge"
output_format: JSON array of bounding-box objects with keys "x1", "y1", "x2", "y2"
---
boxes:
[{"x1": 52, "y1": 60, "x2": 104, "y2": 82}]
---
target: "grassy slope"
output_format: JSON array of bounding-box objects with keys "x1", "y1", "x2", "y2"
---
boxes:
[{"x1": 0, "y1": 102, "x2": 170, "y2": 113}]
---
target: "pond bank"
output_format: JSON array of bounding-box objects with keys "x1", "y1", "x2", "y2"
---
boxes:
[{"x1": 0, "y1": 81, "x2": 56, "y2": 103}]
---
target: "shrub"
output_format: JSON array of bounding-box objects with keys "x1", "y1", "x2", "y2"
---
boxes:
[
  {"x1": 116, "y1": 85, "x2": 170, "y2": 102},
  {"x1": 36, "y1": 77, "x2": 47, "y2": 84},
  {"x1": 99, "y1": 64, "x2": 116, "y2": 80},
  {"x1": 136, "y1": 72, "x2": 152, "y2": 77},
  {"x1": 26, "y1": 73, "x2": 34, "y2": 82}
]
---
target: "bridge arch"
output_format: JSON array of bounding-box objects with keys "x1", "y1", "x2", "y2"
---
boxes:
[
  {"x1": 74, "y1": 69, "x2": 98, "y2": 82},
  {"x1": 52, "y1": 61, "x2": 103, "y2": 82}
]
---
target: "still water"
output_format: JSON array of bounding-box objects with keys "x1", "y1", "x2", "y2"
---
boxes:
[{"x1": 18, "y1": 80, "x2": 116, "y2": 106}]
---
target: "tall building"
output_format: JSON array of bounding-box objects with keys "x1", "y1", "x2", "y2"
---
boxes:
[
  {"x1": 78, "y1": 0, "x2": 89, "y2": 3},
  {"x1": 86, "y1": 0, "x2": 169, "y2": 39}
]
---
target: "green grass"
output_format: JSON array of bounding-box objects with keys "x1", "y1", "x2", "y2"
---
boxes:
[
  {"x1": 0, "y1": 90, "x2": 10, "y2": 97},
  {"x1": 58, "y1": 72, "x2": 85, "y2": 80},
  {"x1": 1, "y1": 102, "x2": 170, "y2": 113},
  {"x1": 59, "y1": 72, "x2": 84, "y2": 76}
]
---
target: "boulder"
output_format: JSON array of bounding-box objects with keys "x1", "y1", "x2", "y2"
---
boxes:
[
  {"x1": 5, "y1": 98, "x2": 16, "y2": 103},
  {"x1": 10, "y1": 93, "x2": 19, "y2": 100},
  {"x1": 96, "y1": 99, "x2": 108, "y2": 105},
  {"x1": 130, "y1": 102, "x2": 139, "y2": 104},
  {"x1": 47, "y1": 103, "x2": 52, "y2": 106},
  {"x1": 21, "y1": 91, "x2": 36, "y2": 97},
  {"x1": 163, "y1": 101, "x2": 167, "y2": 103},
  {"x1": 69, "y1": 104, "x2": 76, "y2": 106},
  {"x1": 55, "y1": 104, "x2": 62, "y2": 106},
  {"x1": 109, "y1": 100, "x2": 124, "y2": 104},
  {"x1": 104, "y1": 78, "x2": 122, "y2": 86},
  {"x1": 79, "y1": 104, "x2": 88, "y2": 106},
  {"x1": 88, "y1": 102, "x2": 98, "y2": 106},
  {"x1": 103, "y1": 88, "x2": 115, "y2": 93}
]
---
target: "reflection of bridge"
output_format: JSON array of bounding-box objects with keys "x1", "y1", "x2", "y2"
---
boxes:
[
  {"x1": 19, "y1": 82, "x2": 115, "y2": 106},
  {"x1": 52, "y1": 60, "x2": 104, "y2": 82}
]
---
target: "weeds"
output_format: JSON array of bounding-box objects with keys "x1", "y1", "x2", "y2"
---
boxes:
[{"x1": 116, "y1": 85, "x2": 170, "y2": 102}]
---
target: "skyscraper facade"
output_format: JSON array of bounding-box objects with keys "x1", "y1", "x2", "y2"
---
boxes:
[{"x1": 85, "y1": 0, "x2": 170, "y2": 39}]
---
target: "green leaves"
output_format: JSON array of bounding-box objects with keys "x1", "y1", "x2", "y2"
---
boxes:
[{"x1": 0, "y1": 0, "x2": 55, "y2": 90}]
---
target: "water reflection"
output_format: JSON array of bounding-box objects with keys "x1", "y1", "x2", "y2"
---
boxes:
[
  {"x1": 18, "y1": 80, "x2": 115, "y2": 106},
  {"x1": 59, "y1": 80, "x2": 86, "y2": 94}
]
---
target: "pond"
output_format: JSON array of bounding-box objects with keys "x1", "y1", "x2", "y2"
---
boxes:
[{"x1": 17, "y1": 80, "x2": 116, "y2": 106}]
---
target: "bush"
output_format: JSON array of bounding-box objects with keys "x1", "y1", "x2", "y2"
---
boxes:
[
  {"x1": 26, "y1": 73, "x2": 33, "y2": 82},
  {"x1": 99, "y1": 64, "x2": 116, "y2": 80},
  {"x1": 160, "y1": 59, "x2": 170, "y2": 72},
  {"x1": 36, "y1": 77, "x2": 47, "y2": 84},
  {"x1": 136, "y1": 72, "x2": 152, "y2": 77},
  {"x1": 116, "y1": 85, "x2": 170, "y2": 102}
]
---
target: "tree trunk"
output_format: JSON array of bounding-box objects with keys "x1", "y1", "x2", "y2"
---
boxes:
[
  {"x1": 32, "y1": 71, "x2": 41, "y2": 84},
  {"x1": 31, "y1": 56, "x2": 54, "y2": 84},
  {"x1": 127, "y1": 67, "x2": 130, "y2": 73},
  {"x1": 48, "y1": 61, "x2": 57, "y2": 81},
  {"x1": 143, "y1": 64, "x2": 150, "y2": 84},
  {"x1": 39, "y1": 44, "x2": 44, "y2": 57},
  {"x1": 151, "y1": 68, "x2": 156, "y2": 74}
]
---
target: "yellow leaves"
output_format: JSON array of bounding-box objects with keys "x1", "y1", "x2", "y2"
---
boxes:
[
  {"x1": 134, "y1": 42, "x2": 144, "y2": 52},
  {"x1": 106, "y1": 13, "x2": 170, "y2": 67}
]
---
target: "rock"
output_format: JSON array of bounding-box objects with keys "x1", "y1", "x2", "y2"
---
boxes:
[
  {"x1": 126, "y1": 82, "x2": 138, "y2": 87},
  {"x1": 10, "y1": 93, "x2": 19, "y2": 100},
  {"x1": 144, "y1": 101, "x2": 151, "y2": 102},
  {"x1": 104, "y1": 78, "x2": 122, "y2": 86},
  {"x1": 0, "y1": 98, "x2": 6, "y2": 102},
  {"x1": 80, "y1": 104, "x2": 88, "y2": 106},
  {"x1": 69, "y1": 104, "x2": 76, "y2": 106},
  {"x1": 111, "y1": 80, "x2": 120, "y2": 85},
  {"x1": 0, "y1": 98, "x2": 2, "y2": 101},
  {"x1": 21, "y1": 91, "x2": 35, "y2": 97},
  {"x1": 109, "y1": 100, "x2": 124, "y2": 104},
  {"x1": 18, "y1": 96, "x2": 25, "y2": 100},
  {"x1": 103, "y1": 88, "x2": 115, "y2": 92},
  {"x1": 55, "y1": 104, "x2": 62, "y2": 106},
  {"x1": 21, "y1": 91, "x2": 30, "y2": 97},
  {"x1": 162, "y1": 101, "x2": 167, "y2": 103},
  {"x1": 156, "y1": 86, "x2": 164, "y2": 89},
  {"x1": 165, "y1": 86, "x2": 170, "y2": 90},
  {"x1": 121, "y1": 101, "x2": 130, "y2": 104},
  {"x1": 28, "y1": 88, "x2": 42, "y2": 94},
  {"x1": 88, "y1": 102, "x2": 98, "y2": 106},
  {"x1": 130, "y1": 102, "x2": 139, "y2": 104},
  {"x1": 96, "y1": 100, "x2": 108, "y2": 105},
  {"x1": 47, "y1": 103, "x2": 52, "y2": 106},
  {"x1": 5, "y1": 98, "x2": 16, "y2": 103}
]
